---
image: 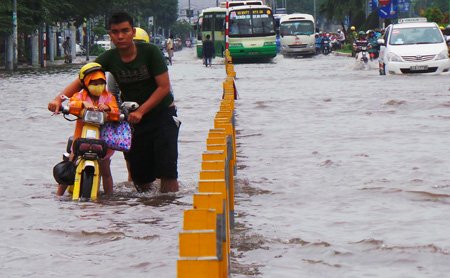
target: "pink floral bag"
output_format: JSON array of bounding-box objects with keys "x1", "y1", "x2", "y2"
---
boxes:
[{"x1": 100, "y1": 121, "x2": 132, "y2": 152}]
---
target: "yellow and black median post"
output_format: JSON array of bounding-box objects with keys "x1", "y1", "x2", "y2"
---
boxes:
[{"x1": 177, "y1": 49, "x2": 238, "y2": 277}]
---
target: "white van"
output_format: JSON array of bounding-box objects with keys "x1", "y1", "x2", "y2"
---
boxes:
[
  {"x1": 378, "y1": 18, "x2": 450, "y2": 75},
  {"x1": 279, "y1": 13, "x2": 316, "y2": 57}
]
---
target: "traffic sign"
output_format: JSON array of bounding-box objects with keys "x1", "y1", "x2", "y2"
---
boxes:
[
  {"x1": 379, "y1": 0, "x2": 398, "y2": 19},
  {"x1": 379, "y1": 0, "x2": 390, "y2": 6}
]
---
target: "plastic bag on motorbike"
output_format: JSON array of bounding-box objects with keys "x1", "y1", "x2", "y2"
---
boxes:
[
  {"x1": 53, "y1": 161, "x2": 75, "y2": 186},
  {"x1": 100, "y1": 121, "x2": 132, "y2": 152}
]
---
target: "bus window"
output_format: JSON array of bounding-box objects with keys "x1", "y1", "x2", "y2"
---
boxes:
[
  {"x1": 215, "y1": 13, "x2": 226, "y2": 32},
  {"x1": 203, "y1": 14, "x2": 213, "y2": 31}
]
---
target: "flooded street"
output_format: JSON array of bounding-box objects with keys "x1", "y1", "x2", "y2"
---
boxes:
[{"x1": 2, "y1": 49, "x2": 450, "y2": 277}]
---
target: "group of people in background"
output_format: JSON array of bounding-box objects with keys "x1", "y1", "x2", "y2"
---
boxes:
[{"x1": 314, "y1": 26, "x2": 383, "y2": 60}]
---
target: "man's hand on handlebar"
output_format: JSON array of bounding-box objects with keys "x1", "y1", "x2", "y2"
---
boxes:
[{"x1": 128, "y1": 110, "x2": 144, "y2": 124}]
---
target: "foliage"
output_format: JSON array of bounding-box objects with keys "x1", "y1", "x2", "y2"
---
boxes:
[
  {"x1": 0, "y1": 0, "x2": 178, "y2": 35},
  {"x1": 284, "y1": 0, "x2": 327, "y2": 15},
  {"x1": 170, "y1": 20, "x2": 193, "y2": 41},
  {"x1": 89, "y1": 43, "x2": 106, "y2": 56},
  {"x1": 421, "y1": 6, "x2": 445, "y2": 24},
  {"x1": 320, "y1": 0, "x2": 365, "y2": 32}
]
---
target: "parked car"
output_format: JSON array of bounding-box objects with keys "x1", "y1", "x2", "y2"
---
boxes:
[
  {"x1": 378, "y1": 17, "x2": 450, "y2": 75},
  {"x1": 76, "y1": 44, "x2": 86, "y2": 56},
  {"x1": 95, "y1": 40, "x2": 111, "y2": 50}
]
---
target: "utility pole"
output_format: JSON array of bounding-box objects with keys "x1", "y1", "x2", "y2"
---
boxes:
[
  {"x1": 188, "y1": 0, "x2": 191, "y2": 24},
  {"x1": 8, "y1": 0, "x2": 18, "y2": 71},
  {"x1": 13, "y1": 0, "x2": 18, "y2": 70},
  {"x1": 313, "y1": 0, "x2": 316, "y2": 20}
]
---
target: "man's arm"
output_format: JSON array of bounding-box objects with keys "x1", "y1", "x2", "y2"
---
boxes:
[
  {"x1": 127, "y1": 71, "x2": 171, "y2": 124},
  {"x1": 48, "y1": 78, "x2": 82, "y2": 112}
]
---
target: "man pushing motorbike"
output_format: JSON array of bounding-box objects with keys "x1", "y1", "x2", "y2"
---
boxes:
[{"x1": 48, "y1": 11, "x2": 180, "y2": 194}]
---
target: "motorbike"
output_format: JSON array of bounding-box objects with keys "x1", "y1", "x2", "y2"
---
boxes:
[
  {"x1": 159, "y1": 46, "x2": 171, "y2": 65},
  {"x1": 356, "y1": 45, "x2": 369, "y2": 64},
  {"x1": 322, "y1": 39, "x2": 331, "y2": 55},
  {"x1": 57, "y1": 98, "x2": 139, "y2": 201}
]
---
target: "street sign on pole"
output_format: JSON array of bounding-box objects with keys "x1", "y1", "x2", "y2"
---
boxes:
[
  {"x1": 148, "y1": 16, "x2": 154, "y2": 26},
  {"x1": 379, "y1": 0, "x2": 398, "y2": 19}
]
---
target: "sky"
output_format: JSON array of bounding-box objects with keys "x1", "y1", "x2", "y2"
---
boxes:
[{"x1": 178, "y1": 0, "x2": 221, "y2": 20}]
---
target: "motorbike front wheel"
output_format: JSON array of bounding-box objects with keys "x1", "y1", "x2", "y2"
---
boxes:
[{"x1": 80, "y1": 168, "x2": 94, "y2": 199}]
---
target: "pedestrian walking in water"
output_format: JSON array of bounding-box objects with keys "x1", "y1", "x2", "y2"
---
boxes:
[{"x1": 202, "y1": 34, "x2": 215, "y2": 67}]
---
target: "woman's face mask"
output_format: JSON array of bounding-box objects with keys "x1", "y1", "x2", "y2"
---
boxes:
[{"x1": 87, "y1": 84, "x2": 105, "y2": 97}]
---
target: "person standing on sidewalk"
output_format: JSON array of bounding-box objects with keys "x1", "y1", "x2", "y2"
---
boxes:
[
  {"x1": 48, "y1": 11, "x2": 180, "y2": 194},
  {"x1": 62, "y1": 36, "x2": 72, "y2": 63}
]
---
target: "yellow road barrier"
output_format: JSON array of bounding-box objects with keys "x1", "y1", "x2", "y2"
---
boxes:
[{"x1": 178, "y1": 48, "x2": 238, "y2": 278}]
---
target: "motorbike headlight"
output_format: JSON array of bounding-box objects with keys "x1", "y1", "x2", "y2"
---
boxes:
[
  {"x1": 436, "y1": 49, "x2": 449, "y2": 60},
  {"x1": 387, "y1": 52, "x2": 402, "y2": 62},
  {"x1": 83, "y1": 110, "x2": 105, "y2": 125}
]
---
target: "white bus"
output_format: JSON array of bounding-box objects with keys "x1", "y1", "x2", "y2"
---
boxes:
[{"x1": 279, "y1": 13, "x2": 316, "y2": 57}]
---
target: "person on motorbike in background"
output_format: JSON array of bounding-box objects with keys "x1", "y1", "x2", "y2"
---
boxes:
[
  {"x1": 337, "y1": 29, "x2": 345, "y2": 49},
  {"x1": 353, "y1": 31, "x2": 369, "y2": 59},
  {"x1": 321, "y1": 33, "x2": 331, "y2": 54},
  {"x1": 56, "y1": 62, "x2": 119, "y2": 197},
  {"x1": 366, "y1": 30, "x2": 379, "y2": 60},
  {"x1": 315, "y1": 33, "x2": 322, "y2": 54}
]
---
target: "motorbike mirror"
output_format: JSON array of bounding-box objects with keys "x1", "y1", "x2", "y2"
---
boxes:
[
  {"x1": 61, "y1": 104, "x2": 70, "y2": 114},
  {"x1": 121, "y1": 101, "x2": 139, "y2": 111}
]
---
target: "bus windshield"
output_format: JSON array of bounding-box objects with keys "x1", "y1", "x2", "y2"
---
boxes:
[
  {"x1": 229, "y1": 8, "x2": 275, "y2": 37},
  {"x1": 280, "y1": 20, "x2": 314, "y2": 36}
]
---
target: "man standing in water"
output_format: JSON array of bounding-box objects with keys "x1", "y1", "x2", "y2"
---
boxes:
[
  {"x1": 48, "y1": 11, "x2": 180, "y2": 193},
  {"x1": 202, "y1": 34, "x2": 215, "y2": 67}
]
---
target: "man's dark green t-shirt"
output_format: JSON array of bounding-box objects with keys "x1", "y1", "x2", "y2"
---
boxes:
[{"x1": 96, "y1": 43, "x2": 174, "y2": 121}]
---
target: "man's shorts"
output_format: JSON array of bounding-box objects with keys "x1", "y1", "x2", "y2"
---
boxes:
[{"x1": 126, "y1": 106, "x2": 180, "y2": 185}]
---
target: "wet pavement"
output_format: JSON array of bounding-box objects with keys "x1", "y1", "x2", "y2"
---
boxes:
[{"x1": 1, "y1": 48, "x2": 450, "y2": 277}]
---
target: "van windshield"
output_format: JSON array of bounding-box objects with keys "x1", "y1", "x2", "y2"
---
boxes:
[
  {"x1": 389, "y1": 26, "x2": 443, "y2": 45},
  {"x1": 280, "y1": 20, "x2": 314, "y2": 36}
]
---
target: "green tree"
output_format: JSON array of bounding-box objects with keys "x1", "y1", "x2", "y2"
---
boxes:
[
  {"x1": 422, "y1": 6, "x2": 445, "y2": 24},
  {"x1": 170, "y1": 19, "x2": 193, "y2": 41},
  {"x1": 320, "y1": 0, "x2": 364, "y2": 31}
]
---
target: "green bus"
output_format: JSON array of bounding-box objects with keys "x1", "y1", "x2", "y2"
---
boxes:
[
  {"x1": 195, "y1": 7, "x2": 227, "y2": 58},
  {"x1": 228, "y1": 4, "x2": 277, "y2": 60}
]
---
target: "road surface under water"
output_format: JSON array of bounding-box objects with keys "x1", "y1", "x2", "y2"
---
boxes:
[{"x1": 1, "y1": 49, "x2": 450, "y2": 277}]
